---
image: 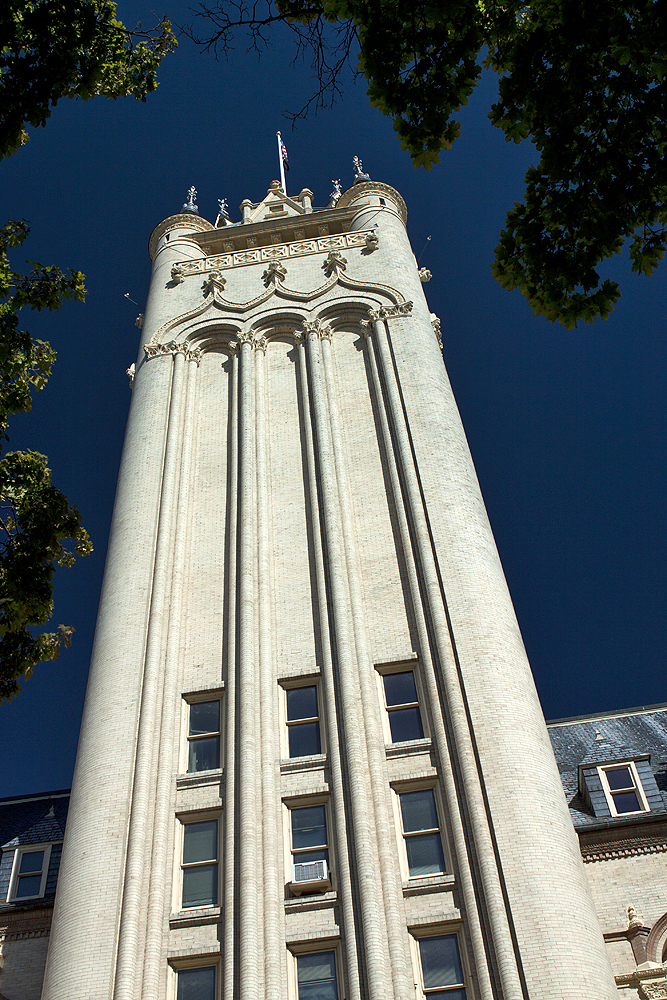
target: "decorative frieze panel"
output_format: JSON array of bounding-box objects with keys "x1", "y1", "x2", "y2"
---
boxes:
[{"x1": 168, "y1": 231, "x2": 378, "y2": 280}]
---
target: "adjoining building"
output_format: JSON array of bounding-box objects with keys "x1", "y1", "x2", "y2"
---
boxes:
[{"x1": 1, "y1": 171, "x2": 662, "y2": 1000}]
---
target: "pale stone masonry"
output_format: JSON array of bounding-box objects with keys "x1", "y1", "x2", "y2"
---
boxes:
[{"x1": 41, "y1": 177, "x2": 619, "y2": 1000}]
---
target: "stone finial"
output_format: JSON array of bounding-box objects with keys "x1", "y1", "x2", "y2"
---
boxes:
[
  {"x1": 182, "y1": 186, "x2": 199, "y2": 214},
  {"x1": 328, "y1": 179, "x2": 342, "y2": 208},
  {"x1": 323, "y1": 251, "x2": 347, "y2": 276},
  {"x1": 126, "y1": 363, "x2": 135, "y2": 388},
  {"x1": 215, "y1": 198, "x2": 230, "y2": 227},
  {"x1": 353, "y1": 156, "x2": 371, "y2": 183},
  {"x1": 135, "y1": 313, "x2": 144, "y2": 329},
  {"x1": 419, "y1": 267, "x2": 432, "y2": 282},
  {"x1": 262, "y1": 260, "x2": 287, "y2": 286}
]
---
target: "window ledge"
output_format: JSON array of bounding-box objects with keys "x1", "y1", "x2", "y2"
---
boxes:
[
  {"x1": 385, "y1": 739, "x2": 432, "y2": 759},
  {"x1": 170, "y1": 907, "x2": 221, "y2": 928},
  {"x1": 280, "y1": 754, "x2": 327, "y2": 775},
  {"x1": 176, "y1": 770, "x2": 224, "y2": 790},
  {"x1": 285, "y1": 890, "x2": 337, "y2": 912},
  {"x1": 403, "y1": 875, "x2": 456, "y2": 897}
]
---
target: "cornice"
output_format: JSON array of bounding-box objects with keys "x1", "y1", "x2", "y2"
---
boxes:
[
  {"x1": 579, "y1": 819, "x2": 667, "y2": 862},
  {"x1": 336, "y1": 181, "x2": 408, "y2": 225},
  {"x1": 149, "y1": 214, "x2": 216, "y2": 260}
]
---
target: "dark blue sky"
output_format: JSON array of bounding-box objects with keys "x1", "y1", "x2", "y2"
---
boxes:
[{"x1": 1, "y1": 2, "x2": 665, "y2": 796}]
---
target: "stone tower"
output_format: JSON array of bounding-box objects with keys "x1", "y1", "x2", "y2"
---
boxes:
[{"x1": 42, "y1": 175, "x2": 618, "y2": 1000}]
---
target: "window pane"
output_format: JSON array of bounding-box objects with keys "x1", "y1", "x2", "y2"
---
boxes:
[
  {"x1": 189, "y1": 701, "x2": 220, "y2": 736},
  {"x1": 177, "y1": 966, "x2": 216, "y2": 1000},
  {"x1": 400, "y1": 789, "x2": 439, "y2": 833},
  {"x1": 406, "y1": 833, "x2": 445, "y2": 876},
  {"x1": 420, "y1": 936, "x2": 464, "y2": 989},
  {"x1": 289, "y1": 722, "x2": 321, "y2": 758},
  {"x1": 15, "y1": 874, "x2": 42, "y2": 897},
  {"x1": 183, "y1": 821, "x2": 217, "y2": 864},
  {"x1": 188, "y1": 736, "x2": 220, "y2": 773},
  {"x1": 605, "y1": 767, "x2": 633, "y2": 791},
  {"x1": 388, "y1": 707, "x2": 424, "y2": 742},
  {"x1": 613, "y1": 790, "x2": 641, "y2": 813},
  {"x1": 292, "y1": 806, "x2": 327, "y2": 850},
  {"x1": 287, "y1": 686, "x2": 318, "y2": 721},
  {"x1": 19, "y1": 851, "x2": 44, "y2": 874},
  {"x1": 426, "y1": 990, "x2": 467, "y2": 1000},
  {"x1": 182, "y1": 864, "x2": 218, "y2": 907},
  {"x1": 297, "y1": 951, "x2": 338, "y2": 1000},
  {"x1": 383, "y1": 671, "x2": 418, "y2": 706}
]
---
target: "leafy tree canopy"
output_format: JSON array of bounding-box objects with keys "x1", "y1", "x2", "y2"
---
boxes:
[
  {"x1": 189, "y1": 0, "x2": 667, "y2": 327},
  {"x1": 1, "y1": 0, "x2": 177, "y2": 158},
  {"x1": 0, "y1": 221, "x2": 92, "y2": 702}
]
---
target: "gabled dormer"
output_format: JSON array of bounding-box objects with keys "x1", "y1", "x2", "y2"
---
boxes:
[{"x1": 239, "y1": 180, "x2": 314, "y2": 225}]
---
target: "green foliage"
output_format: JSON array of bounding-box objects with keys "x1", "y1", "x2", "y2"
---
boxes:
[
  {"x1": 0, "y1": 221, "x2": 91, "y2": 702},
  {"x1": 192, "y1": 0, "x2": 667, "y2": 326},
  {"x1": 0, "y1": 0, "x2": 177, "y2": 158}
]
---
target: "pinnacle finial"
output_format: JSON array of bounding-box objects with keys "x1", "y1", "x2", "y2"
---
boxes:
[
  {"x1": 328, "y1": 179, "x2": 342, "y2": 208},
  {"x1": 215, "y1": 197, "x2": 230, "y2": 227},
  {"x1": 182, "y1": 186, "x2": 199, "y2": 214},
  {"x1": 353, "y1": 156, "x2": 371, "y2": 184}
]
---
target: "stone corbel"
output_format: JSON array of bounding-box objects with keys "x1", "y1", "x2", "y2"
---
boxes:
[
  {"x1": 262, "y1": 260, "x2": 287, "y2": 286},
  {"x1": 171, "y1": 264, "x2": 185, "y2": 284},
  {"x1": 323, "y1": 251, "x2": 347, "y2": 276},
  {"x1": 419, "y1": 267, "x2": 432, "y2": 282},
  {"x1": 365, "y1": 232, "x2": 379, "y2": 252}
]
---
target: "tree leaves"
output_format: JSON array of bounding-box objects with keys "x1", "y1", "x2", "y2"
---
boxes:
[
  {"x1": 190, "y1": 0, "x2": 667, "y2": 326},
  {"x1": 0, "y1": 220, "x2": 92, "y2": 701},
  {"x1": 0, "y1": 0, "x2": 177, "y2": 159}
]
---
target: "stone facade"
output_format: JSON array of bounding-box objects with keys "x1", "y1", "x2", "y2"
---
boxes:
[{"x1": 40, "y1": 178, "x2": 621, "y2": 1000}]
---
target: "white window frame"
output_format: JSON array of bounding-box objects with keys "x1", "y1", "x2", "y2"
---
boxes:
[
  {"x1": 279, "y1": 676, "x2": 325, "y2": 760},
  {"x1": 392, "y1": 782, "x2": 448, "y2": 882},
  {"x1": 168, "y1": 955, "x2": 220, "y2": 1000},
  {"x1": 7, "y1": 842, "x2": 54, "y2": 902},
  {"x1": 598, "y1": 761, "x2": 650, "y2": 817},
  {"x1": 181, "y1": 690, "x2": 224, "y2": 775},
  {"x1": 376, "y1": 662, "x2": 428, "y2": 745},
  {"x1": 287, "y1": 940, "x2": 343, "y2": 1000},
  {"x1": 176, "y1": 812, "x2": 221, "y2": 913},
  {"x1": 409, "y1": 927, "x2": 470, "y2": 1000},
  {"x1": 283, "y1": 795, "x2": 333, "y2": 894}
]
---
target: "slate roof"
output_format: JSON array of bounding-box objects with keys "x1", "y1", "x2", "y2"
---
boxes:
[
  {"x1": 548, "y1": 705, "x2": 667, "y2": 828},
  {"x1": 0, "y1": 790, "x2": 69, "y2": 848}
]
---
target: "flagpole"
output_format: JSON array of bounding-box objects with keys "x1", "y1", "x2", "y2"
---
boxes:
[{"x1": 277, "y1": 131, "x2": 287, "y2": 197}]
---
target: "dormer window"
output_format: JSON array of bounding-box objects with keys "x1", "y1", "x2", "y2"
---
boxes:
[{"x1": 599, "y1": 762, "x2": 649, "y2": 816}]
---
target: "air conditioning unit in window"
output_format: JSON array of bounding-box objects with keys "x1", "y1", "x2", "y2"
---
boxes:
[{"x1": 290, "y1": 860, "x2": 331, "y2": 895}]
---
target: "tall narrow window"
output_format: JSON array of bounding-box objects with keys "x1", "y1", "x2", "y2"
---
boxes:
[
  {"x1": 417, "y1": 935, "x2": 467, "y2": 999},
  {"x1": 177, "y1": 966, "x2": 217, "y2": 1000},
  {"x1": 187, "y1": 700, "x2": 221, "y2": 773},
  {"x1": 399, "y1": 789, "x2": 446, "y2": 877},
  {"x1": 9, "y1": 845, "x2": 52, "y2": 900},
  {"x1": 296, "y1": 951, "x2": 339, "y2": 1000},
  {"x1": 289, "y1": 803, "x2": 331, "y2": 892},
  {"x1": 286, "y1": 685, "x2": 321, "y2": 758},
  {"x1": 382, "y1": 670, "x2": 424, "y2": 742},
  {"x1": 181, "y1": 820, "x2": 218, "y2": 908},
  {"x1": 600, "y1": 763, "x2": 648, "y2": 815}
]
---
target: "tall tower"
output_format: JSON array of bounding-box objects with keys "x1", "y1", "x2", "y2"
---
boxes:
[{"x1": 42, "y1": 175, "x2": 617, "y2": 1000}]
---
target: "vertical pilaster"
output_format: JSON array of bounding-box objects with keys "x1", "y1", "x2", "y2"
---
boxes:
[{"x1": 304, "y1": 320, "x2": 393, "y2": 1000}]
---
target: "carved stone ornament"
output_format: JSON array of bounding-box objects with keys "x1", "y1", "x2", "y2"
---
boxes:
[
  {"x1": 203, "y1": 270, "x2": 226, "y2": 295},
  {"x1": 301, "y1": 318, "x2": 332, "y2": 341},
  {"x1": 639, "y1": 979, "x2": 667, "y2": 999},
  {"x1": 181, "y1": 186, "x2": 199, "y2": 215},
  {"x1": 367, "y1": 301, "x2": 414, "y2": 322},
  {"x1": 365, "y1": 232, "x2": 379, "y2": 251},
  {"x1": 431, "y1": 314, "x2": 443, "y2": 348},
  {"x1": 135, "y1": 313, "x2": 144, "y2": 329},
  {"x1": 171, "y1": 264, "x2": 185, "y2": 285},
  {"x1": 229, "y1": 332, "x2": 266, "y2": 352},
  {"x1": 328, "y1": 179, "x2": 342, "y2": 208},
  {"x1": 143, "y1": 341, "x2": 203, "y2": 366},
  {"x1": 126, "y1": 363, "x2": 135, "y2": 388},
  {"x1": 262, "y1": 260, "x2": 287, "y2": 286},
  {"x1": 353, "y1": 155, "x2": 371, "y2": 184},
  {"x1": 419, "y1": 267, "x2": 432, "y2": 282},
  {"x1": 323, "y1": 251, "x2": 347, "y2": 276}
]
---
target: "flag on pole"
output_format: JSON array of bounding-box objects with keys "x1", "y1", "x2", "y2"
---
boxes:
[{"x1": 279, "y1": 133, "x2": 290, "y2": 173}]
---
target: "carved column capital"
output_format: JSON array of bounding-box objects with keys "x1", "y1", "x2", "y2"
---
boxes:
[
  {"x1": 301, "y1": 318, "x2": 332, "y2": 341},
  {"x1": 367, "y1": 301, "x2": 413, "y2": 322},
  {"x1": 143, "y1": 341, "x2": 202, "y2": 366}
]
